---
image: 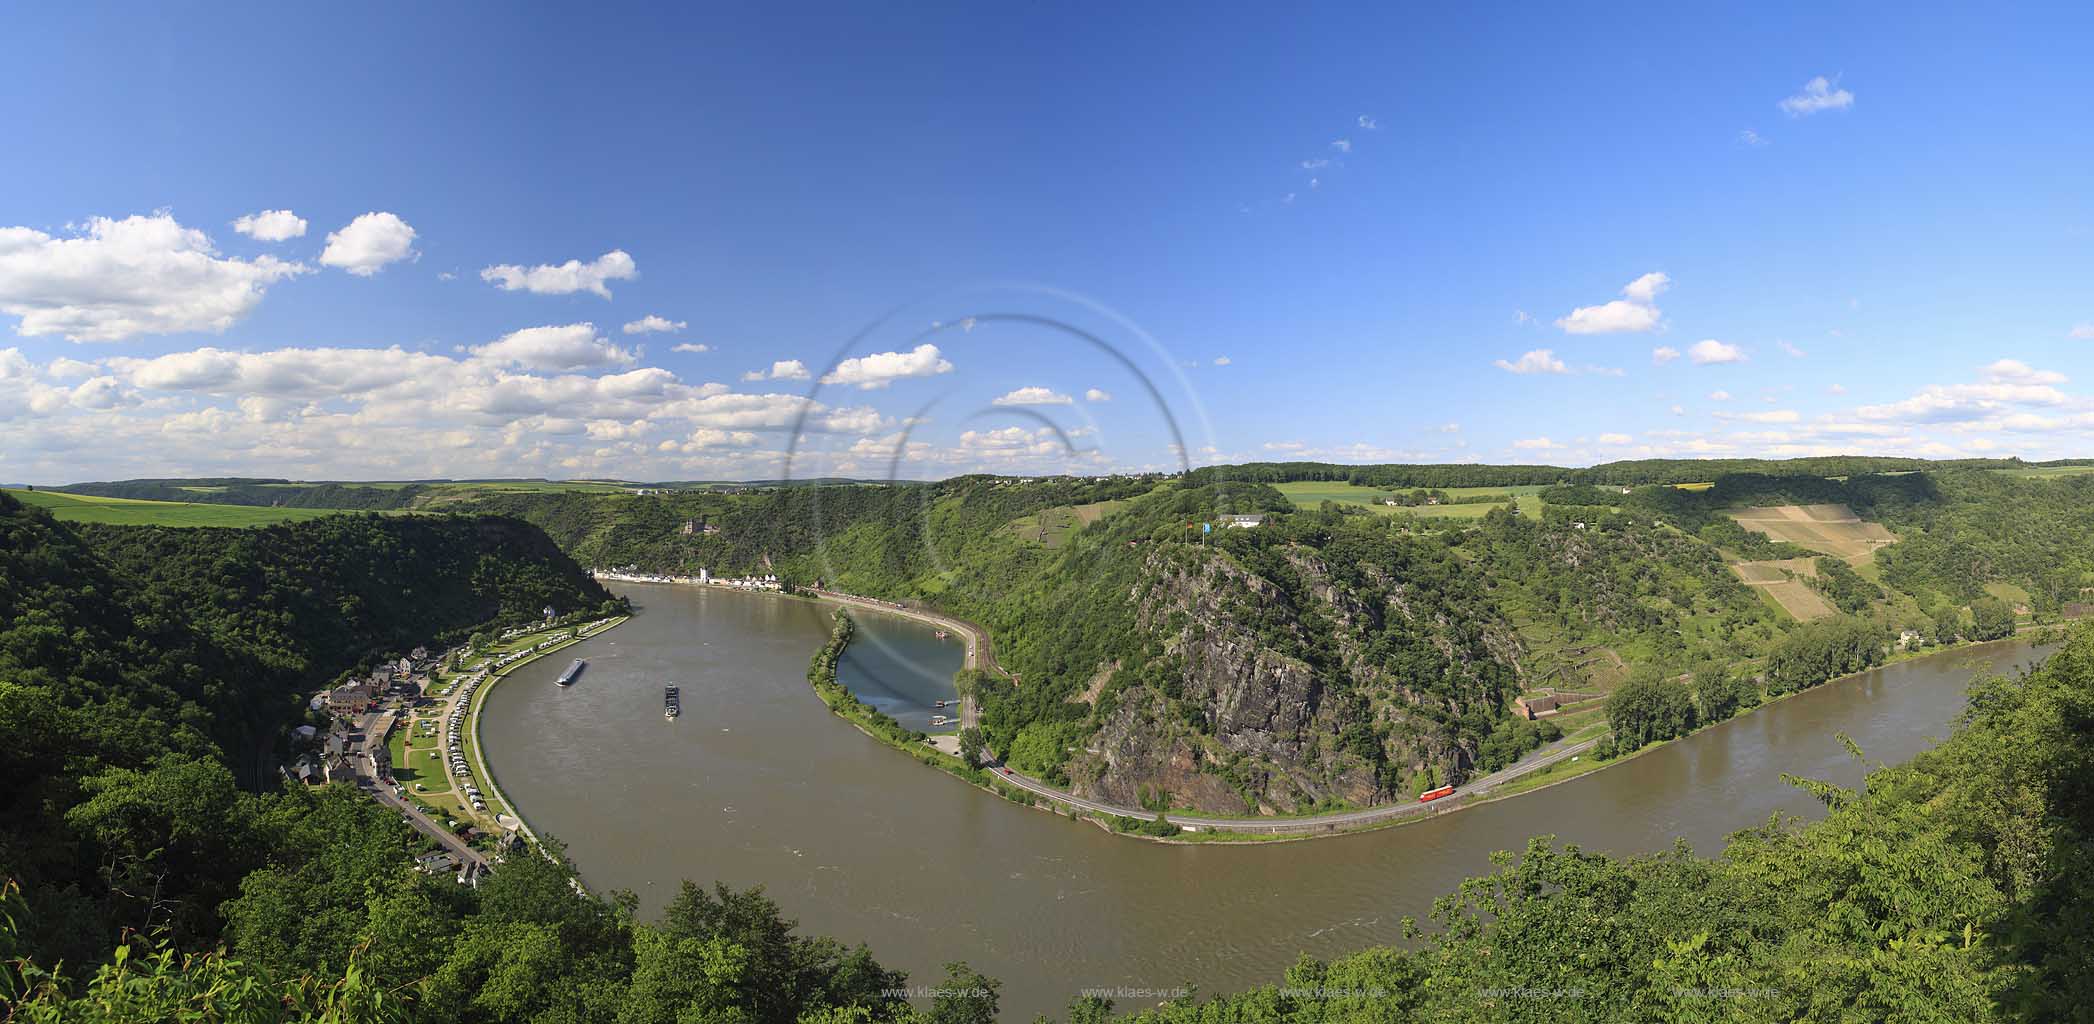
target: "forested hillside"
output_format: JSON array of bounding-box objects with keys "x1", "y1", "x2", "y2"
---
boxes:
[
  {"x1": 7, "y1": 477, "x2": 2094, "y2": 1021},
  {"x1": 0, "y1": 493, "x2": 618, "y2": 979},
  {"x1": 37, "y1": 463, "x2": 2094, "y2": 817},
  {"x1": 412, "y1": 465, "x2": 2094, "y2": 815}
]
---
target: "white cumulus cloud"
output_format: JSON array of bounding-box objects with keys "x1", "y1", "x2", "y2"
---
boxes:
[
  {"x1": 992, "y1": 386, "x2": 1073, "y2": 406},
  {"x1": 471, "y1": 324, "x2": 636, "y2": 372},
  {"x1": 743, "y1": 359, "x2": 811, "y2": 382},
  {"x1": 623, "y1": 315, "x2": 686, "y2": 335},
  {"x1": 319, "y1": 212, "x2": 417, "y2": 276},
  {"x1": 671, "y1": 342, "x2": 711, "y2": 354},
  {"x1": 0, "y1": 213, "x2": 308, "y2": 341},
  {"x1": 231, "y1": 209, "x2": 308, "y2": 242},
  {"x1": 1779, "y1": 75, "x2": 1854, "y2": 116},
  {"x1": 1494, "y1": 349, "x2": 1569, "y2": 374},
  {"x1": 1689, "y1": 339, "x2": 1746, "y2": 365},
  {"x1": 1652, "y1": 346, "x2": 1680, "y2": 365},
  {"x1": 1084, "y1": 387, "x2": 1112, "y2": 402},
  {"x1": 1556, "y1": 272, "x2": 1668, "y2": 334},
  {"x1": 482, "y1": 250, "x2": 637, "y2": 299},
  {"x1": 820, "y1": 344, "x2": 954, "y2": 389}
]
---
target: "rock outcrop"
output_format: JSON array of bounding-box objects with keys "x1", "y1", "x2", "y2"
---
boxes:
[{"x1": 1066, "y1": 545, "x2": 1520, "y2": 814}]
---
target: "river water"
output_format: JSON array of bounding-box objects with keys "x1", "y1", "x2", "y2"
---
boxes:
[{"x1": 480, "y1": 582, "x2": 2053, "y2": 1019}]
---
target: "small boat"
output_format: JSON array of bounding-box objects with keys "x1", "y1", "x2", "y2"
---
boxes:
[
  {"x1": 934, "y1": 630, "x2": 949, "y2": 639},
  {"x1": 664, "y1": 685, "x2": 681, "y2": 719},
  {"x1": 930, "y1": 715, "x2": 949, "y2": 726},
  {"x1": 555, "y1": 659, "x2": 585, "y2": 686},
  {"x1": 934, "y1": 699, "x2": 948, "y2": 708}
]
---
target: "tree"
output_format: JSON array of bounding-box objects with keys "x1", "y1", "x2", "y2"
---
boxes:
[
  {"x1": 1931, "y1": 605, "x2": 1964, "y2": 646},
  {"x1": 1605, "y1": 669, "x2": 1698, "y2": 752},
  {"x1": 1691, "y1": 663, "x2": 1754, "y2": 725},
  {"x1": 1970, "y1": 597, "x2": 2017, "y2": 641},
  {"x1": 957, "y1": 727, "x2": 985, "y2": 769},
  {"x1": 926, "y1": 961, "x2": 999, "y2": 1024}
]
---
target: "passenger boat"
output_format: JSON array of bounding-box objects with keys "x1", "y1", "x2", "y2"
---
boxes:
[{"x1": 664, "y1": 685, "x2": 681, "y2": 719}]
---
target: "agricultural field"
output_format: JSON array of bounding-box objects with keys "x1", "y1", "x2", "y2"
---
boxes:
[
  {"x1": 1273, "y1": 480, "x2": 1545, "y2": 516},
  {"x1": 4, "y1": 488, "x2": 347, "y2": 527},
  {"x1": 1008, "y1": 499, "x2": 1128, "y2": 548},
  {"x1": 1727, "y1": 503, "x2": 1896, "y2": 564},
  {"x1": 1731, "y1": 557, "x2": 1836, "y2": 621},
  {"x1": 1985, "y1": 462, "x2": 2094, "y2": 479},
  {"x1": 1272, "y1": 481, "x2": 1404, "y2": 507},
  {"x1": 1400, "y1": 495, "x2": 1543, "y2": 518}
]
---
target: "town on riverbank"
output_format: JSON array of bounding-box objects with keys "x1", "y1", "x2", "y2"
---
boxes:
[{"x1": 282, "y1": 608, "x2": 628, "y2": 880}]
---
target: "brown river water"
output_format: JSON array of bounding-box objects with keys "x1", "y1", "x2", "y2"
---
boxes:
[{"x1": 479, "y1": 581, "x2": 2054, "y2": 1019}]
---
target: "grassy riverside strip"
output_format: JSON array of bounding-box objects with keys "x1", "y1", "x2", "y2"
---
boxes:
[{"x1": 454, "y1": 615, "x2": 630, "y2": 843}]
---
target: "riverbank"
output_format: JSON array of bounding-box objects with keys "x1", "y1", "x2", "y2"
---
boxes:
[
  {"x1": 454, "y1": 615, "x2": 629, "y2": 843},
  {"x1": 818, "y1": 613, "x2": 2064, "y2": 844},
  {"x1": 614, "y1": 573, "x2": 2070, "y2": 844},
  {"x1": 798, "y1": 606, "x2": 1053, "y2": 812}
]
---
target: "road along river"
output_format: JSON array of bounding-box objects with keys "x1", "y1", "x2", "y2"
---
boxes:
[{"x1": 480, "y1": 581, "x2": 2056, "y2": 1020}]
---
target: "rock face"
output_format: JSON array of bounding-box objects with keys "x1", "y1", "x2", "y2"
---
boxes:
[{"x1": 1067, "y1": 546, "x2": 1519, "y2": 815}]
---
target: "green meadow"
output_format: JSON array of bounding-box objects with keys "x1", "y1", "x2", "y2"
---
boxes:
[
  {"x1": 1274, "y1": 480, "x2": 1544, "y2": 517},
  {"x1": 3, "y1": 488, "x2": 346, "y2": 527}
]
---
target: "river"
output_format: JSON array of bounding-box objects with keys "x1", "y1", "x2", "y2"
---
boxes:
[{"x1": 480, "y1": 582, "x2": 2054, "y2": 1019}]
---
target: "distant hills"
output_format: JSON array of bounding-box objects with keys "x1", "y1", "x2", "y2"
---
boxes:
[{"x1": 46, "y1": 454, "x2": 2094, "y2": 499}]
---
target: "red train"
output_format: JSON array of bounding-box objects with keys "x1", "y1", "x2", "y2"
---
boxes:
[{"x1": 1418, "y1": 785, "x2": 1456, "y2": 803}]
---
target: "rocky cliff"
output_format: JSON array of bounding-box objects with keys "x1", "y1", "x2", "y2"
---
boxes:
[{"x1": 1066, "y1": 542, "x2": 1522, "y2": 815}]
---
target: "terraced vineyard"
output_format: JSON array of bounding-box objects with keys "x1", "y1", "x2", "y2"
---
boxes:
[
  {"x1": 1731, "y1": 557, "x2": 1836, "y2": 620},
  {"x1": 1729, "y1": 503, "x2": 1897, "y2": 563}
]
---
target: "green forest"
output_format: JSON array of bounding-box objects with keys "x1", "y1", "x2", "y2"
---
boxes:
[
  {"x1": 7, "y1": 466, "x2": 2094, "y2": 1020},
  {"x1": 420, "y1": 466, "x2": 2094, "y2": 814},
  {"x1": 48, "y1": 463, "x2": 2094, "y2": 817}
]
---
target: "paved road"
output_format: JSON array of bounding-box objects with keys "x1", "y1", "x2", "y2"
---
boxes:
[
  {"x1": 349, "y1": 707, "x2": 488, "y2": 870},
  {"x1": 984, "y1": 736, "x2": 1600, "y2": 835},
  {"x1": 807, "y1": 589, "x2": 1604, "y2": 836}
]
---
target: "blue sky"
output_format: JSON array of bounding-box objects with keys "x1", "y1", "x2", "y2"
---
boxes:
[{"x1": 3, "y1": 4, "x2": 2092, "y2": 483}]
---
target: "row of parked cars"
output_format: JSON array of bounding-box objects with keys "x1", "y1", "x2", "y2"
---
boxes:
[{"x1": 447, "y1": 677, "x2": 487, "y2": 813}]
